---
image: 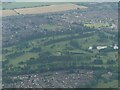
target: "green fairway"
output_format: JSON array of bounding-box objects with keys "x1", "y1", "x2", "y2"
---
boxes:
[
  {"x1": 3, "y1": 29, "x2": 117, "y2": 68},
  {"x1": 40, "y1": 24, "x2": 64, "y2": 31},
  {"x1": 84, "y1": 23, "x2": 109, "y2": 28},
  {"x1": 95, "y1": 80, "x2": 118, "y2": 88},
  {"x1": 9, "y1": 53, "x2": 39, "y2": 66}
]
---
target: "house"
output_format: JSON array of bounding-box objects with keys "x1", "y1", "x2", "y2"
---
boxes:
[
  {"x1": 88, "y1": 46, "x2": 93, "y2": 50},
  {"x1": 113, "y1": 44, "x2": 118, "y2": 50}
]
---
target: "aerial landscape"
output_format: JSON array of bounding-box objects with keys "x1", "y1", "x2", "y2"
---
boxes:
[{"x1": 1, "y1": 2, "x2": 118, "y2": 88}]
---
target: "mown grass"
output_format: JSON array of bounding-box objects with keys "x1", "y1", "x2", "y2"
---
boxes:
[
  {"x1": 3, "y1": 30, "x2": 117, "y2": 69},
  {"x1": 95, "y1": 80, "x2": 118, "y2": 88},
  {"x1": 84, "y1": 23, "x2": 109, "y2": 28},
  {"x1": 9, "y1": 53, "x2": 39, "y2": 66},
  {"x1": 40, "y1": 24, "x2": 64, "y2": 31}
]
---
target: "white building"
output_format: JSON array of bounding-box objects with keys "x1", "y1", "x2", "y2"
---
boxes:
[
  {"x1": 113, "y1": 44, "x2": 118, "y2": 50},
  {"x1": 97, "y1": 46, "x2": 107, "y2": 50},
  {"x1": 88, "y1": 46, "x2": 93, "y2": 50}
]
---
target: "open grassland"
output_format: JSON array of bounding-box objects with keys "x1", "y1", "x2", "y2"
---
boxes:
[
  {"x1": 2, "y1": 2, "x2": 65, "y2": 10},
  {"x1": 1, "y1": 4, "x2": 87, "y2": 17},
  {"x1": 9, "y1": 53, "x2": 39, "y2": 66},
  {"x1": 95, "y1": 80, "x2": 118, "y2": 88},
  {"x1": 40, "y1": 24, "x2": 64, "y2": 31},
  {"x1": 84, "y1": 23, "x2": 109, "y2": 28},
  {"x1": 3, "y1": 31, "x2": 117, "y2": 68}
]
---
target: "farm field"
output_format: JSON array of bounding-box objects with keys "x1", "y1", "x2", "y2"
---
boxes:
[
  {"x1": 2, "y1": 2, "x2": 64, "y2": 10},
  {"x1": 1, "y1": 3, "x2": 87, "y2": 17},
  {"x1": 2, "y1": 10, "x2": 18, "y2": 16},
  {"x1": 14, "y1": 4, "x2": 87, "y2": 15}
]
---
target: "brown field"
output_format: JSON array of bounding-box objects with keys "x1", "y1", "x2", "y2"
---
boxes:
[
  {"x1": 14, "y1": 4, "x2": 87, "y2": 14},
  {"x1": 2, "y1": 10, "x2": 18, "y2": 16},
  {"x1": 2, "y1": 4, "x2": 87, "y2": 17}
]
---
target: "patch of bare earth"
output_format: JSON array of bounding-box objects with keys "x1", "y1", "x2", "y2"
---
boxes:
[{"x1": 2, "y1": 10, "x2": 18, "y2": 16}]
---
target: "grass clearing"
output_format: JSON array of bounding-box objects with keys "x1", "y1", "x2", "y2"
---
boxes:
[
  {"x1": 40, "y1": 24, "x2": 64, "y2": 31},
  {"x1": 95, "y1": 80, "x2": 118, "y2": 88},
  {"x1": 84, "y1": 23, "x2": 109, "y2": 28},
  {"x1": 9, "y1": 53, "x2": 39, "y2": 66},
  {"x1": 2, "y1": 2, "x2": 62, "y2": 10}
]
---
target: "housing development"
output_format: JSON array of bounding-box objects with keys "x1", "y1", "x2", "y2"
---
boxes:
[{"x1": 2, "y1": 2, "x2": 118, "y2": 88}]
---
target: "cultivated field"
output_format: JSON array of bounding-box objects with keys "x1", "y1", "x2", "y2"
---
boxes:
[
  {"x1": 2, "y1": 4, "x2": 87, "y2": 16},
  {"x1": 2, "y1": 10, "x2": 18, "y2": 16}
]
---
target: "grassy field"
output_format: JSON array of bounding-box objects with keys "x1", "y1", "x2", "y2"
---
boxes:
[
  {"x1": 2, "y1": 2, "x2": 63, "y2": 10},
  {"x1": 40, "y1": 24, "x2": 64, "y2": 31},
  {"x1": 95, "y1": 80, "x2": 118, "y2": 88},
  {"x1": 3, "y1": 30, "x2": 117, "y2": 68},
  {"x1": 9, "y1": 53, "x2": 39, "y2": 66},
  {"x1": 2, "y1": 23, "x2": 118, "y2": 88},
  {"x1": 84, "y1": 23, "x2": 109, "y2": 28}
]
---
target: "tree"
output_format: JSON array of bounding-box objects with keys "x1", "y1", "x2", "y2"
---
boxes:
[
  {"x1": 107, "y1": 60, "x2": 116, "y2": 64},
  {"x1": 30, "y1": 47, "x2": 42, "y2": 52},
  {"x1": 93, "y1": 59, "x2": 103, "y2": 65},
  {"x1": 69, "y1": 40, "x2": 81, "y2": 48}
]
